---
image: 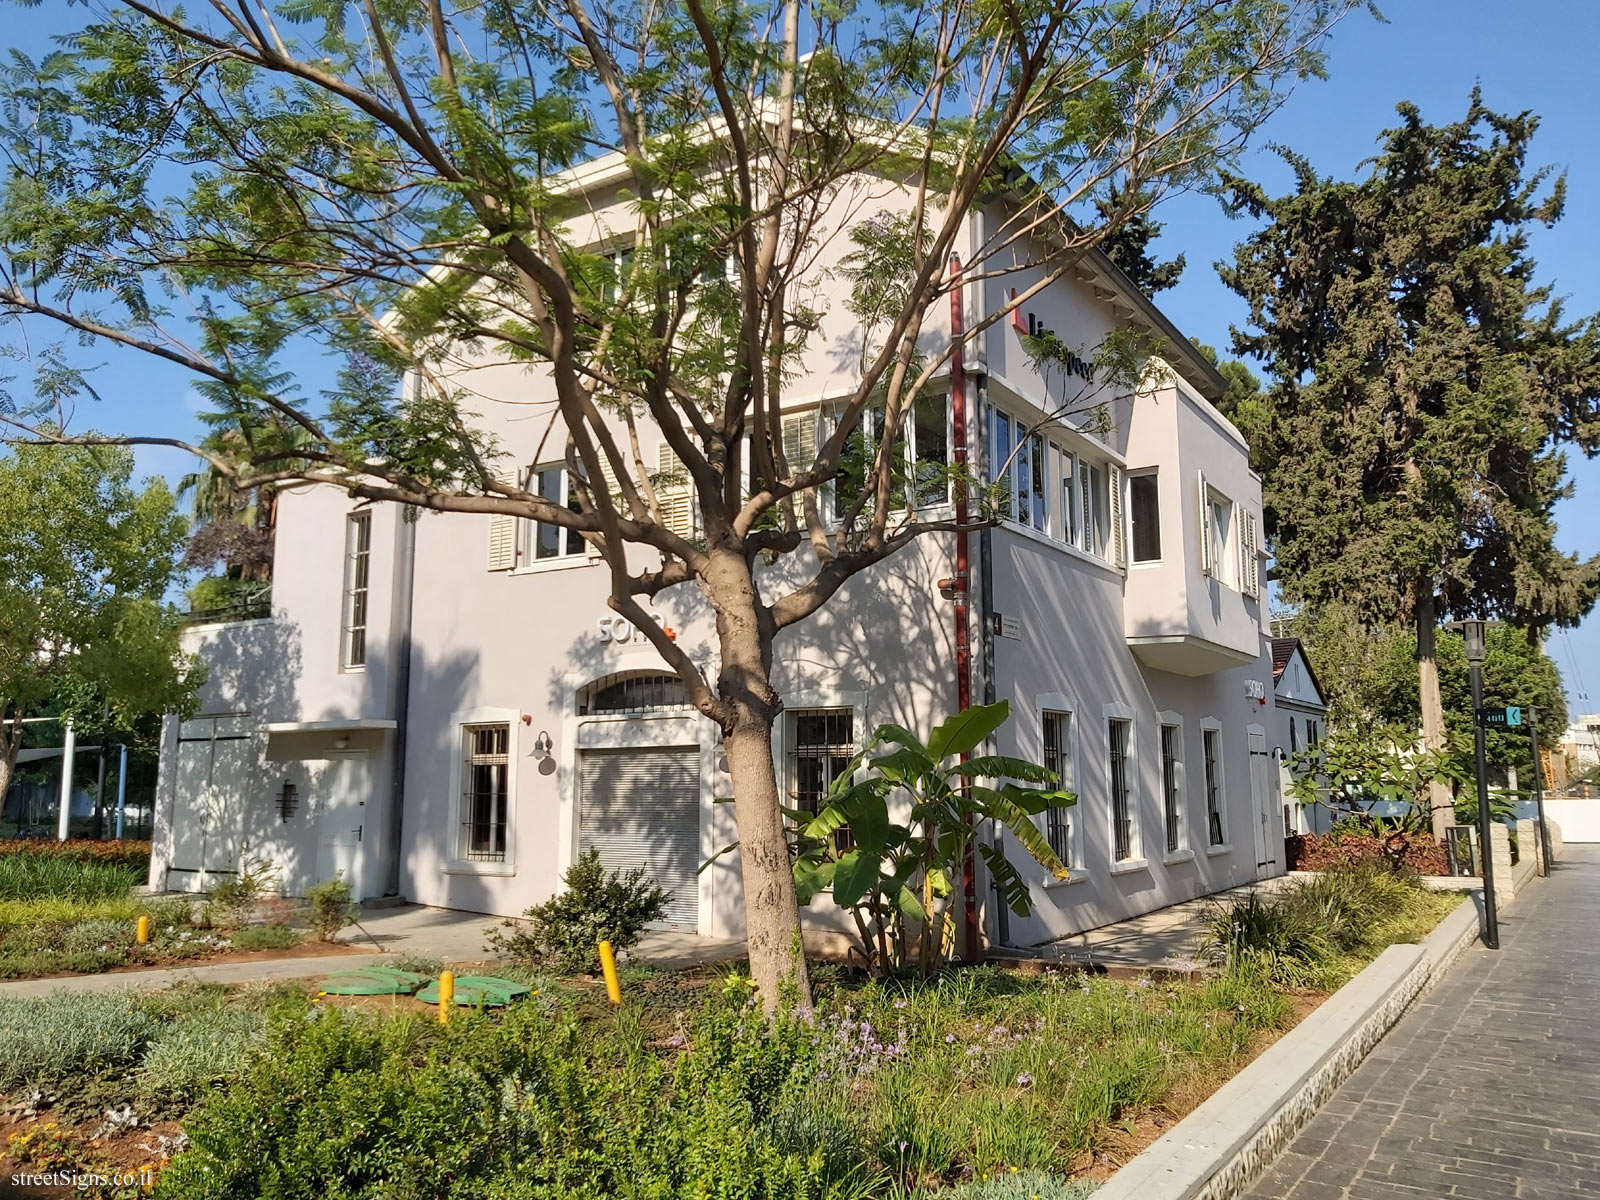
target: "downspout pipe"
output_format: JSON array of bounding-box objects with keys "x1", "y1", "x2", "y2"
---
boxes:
[
  {"x1": 384, "y1": 494, "x2": 420, "y2": 897},
  {"x1": 949, "y1": 254, "x2": 980, "y2": 963}
]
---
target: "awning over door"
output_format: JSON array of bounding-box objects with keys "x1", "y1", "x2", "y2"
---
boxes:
[{"x1": 578, "y1": 747, "x2": 700, "y2": 930}]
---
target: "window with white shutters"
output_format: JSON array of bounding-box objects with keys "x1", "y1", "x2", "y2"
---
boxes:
[
  {"x1": 486, "y1": 473, "x2": 518, "y2": 571},
  {"x1": 1108, "y1": 463, "x2": 1126, "y2": 568},
  {"x1": 341, "y1": 512, "x2": 371, "y2": 668},
  {"x1": 655, "y1": 441, "x2": 696, "y2": 538}
]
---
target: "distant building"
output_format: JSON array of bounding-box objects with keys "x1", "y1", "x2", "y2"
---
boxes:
[
  {"x1": 1559, "y1": 714, "x2": 1600, "y2": 778},
  {"x1": 1269, "y1": 638, "x2": 1331, "y2": 834}
]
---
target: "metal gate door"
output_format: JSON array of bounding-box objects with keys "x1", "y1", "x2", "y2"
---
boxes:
[{"x1": 578, "y1": 747, "x2": 700, "y2": 930}]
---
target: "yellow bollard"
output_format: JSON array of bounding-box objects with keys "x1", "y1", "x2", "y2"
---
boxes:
[
  {"x1": 135, "y1": 915, "x2": 149, "y2": 946},
  {"x1": 438, "y1": 970, "x2": 455, "y2": 1025},
  {"x1": 598, "y1": 939, "x2": 622, "y2": 1005}
]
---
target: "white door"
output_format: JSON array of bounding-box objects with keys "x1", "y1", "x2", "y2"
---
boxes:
[
  {"x1": 172, "y1": 717, "x2": 254, "y2": 885},
  {"x1": 316, "y1": 752, "x2": 368, "y2": 898},
  {"x1": 578, "y1": 747, "x2": 701, "y2": 930},
  {"x1": 203, "y1": 736, "x2": 252, "y2": 875},
  {"x1": 1248, "y1": 725, "x2": 1279, "y2": 879}
]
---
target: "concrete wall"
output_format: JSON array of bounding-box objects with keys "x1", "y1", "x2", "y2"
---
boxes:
[{"x1": 1544, "y1": 797, "x2": 1600, "y2": 842}]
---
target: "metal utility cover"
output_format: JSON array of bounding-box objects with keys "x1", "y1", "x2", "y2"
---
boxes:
[
  {"x1": 319, "y1": 966, "x2": 429, "y2": 995},
  {"x1": 414, "y1": 975, "x2": 531, "y2": 1007}
]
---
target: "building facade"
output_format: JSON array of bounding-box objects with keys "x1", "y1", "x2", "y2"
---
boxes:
[
  {"x1": 151, "y1": 158, "x2": 1290, "y2": 949},
  {"x1": 1270, "y1": 637, "x2": 1332, "y2": 834}
]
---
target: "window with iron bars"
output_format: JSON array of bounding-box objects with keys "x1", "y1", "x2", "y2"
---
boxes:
[
  {"x1": 1042, "y1": 710, "x2": 1075, "y2": 868},
  {"x1": 1160, "y1": 723, "x2": 1183, "y2": 854},
  {"x1": 789, "y1": 709, "x2": 855, "y2": 852},
  {"x1": 580, "y1": 673, "x2": 692, "y2": 715},
  {"x1": 459, "y1": 724, "x2": 509, "y2": 862},
  {"x1": 1108, "y1": 718, "x2": 1134, "y2": 861},
  {"x1": 1204, "y1": 728, "x2": 1226, "y2": 846}
]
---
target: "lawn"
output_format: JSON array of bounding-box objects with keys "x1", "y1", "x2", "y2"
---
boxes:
[
  {"x1": 0, "y1": 864, "x2": 1461, "y2": 1200},
  {"x1": 0, "y1": 841, "x2": 309, "y2": 980}
]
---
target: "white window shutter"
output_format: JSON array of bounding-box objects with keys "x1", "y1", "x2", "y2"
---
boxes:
[
  {"x1": 1198, "y1": 471, "x2": 1213, "y2": 577},
  {"x1": 486, "y1": 471, "x2": 518, "y2": 571},
  {"x1": 1243, "y1": 512, "x2": 1261, "y2": 598},
  {"x1": 1108, "y1": 463, "x2": 1126, "y2": 567},
  {"x1": 657, "y1": 442, "x2": 694, "y2": 538},
  {"x1": 1081, "y1": 462, "x2": 1094, "y2": 555},
  {"x1": 781, "y1": 410, "x2": 817, "y2": 472}
]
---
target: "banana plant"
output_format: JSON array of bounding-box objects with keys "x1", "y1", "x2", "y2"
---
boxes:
[{"x1": 790, "y1": 700, "x2": 1074, "y2": 976}]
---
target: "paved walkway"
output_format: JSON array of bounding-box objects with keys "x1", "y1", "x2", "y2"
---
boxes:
[{"x1": 1245, "y1": 845, "x2": 1600, "y2": 1200}]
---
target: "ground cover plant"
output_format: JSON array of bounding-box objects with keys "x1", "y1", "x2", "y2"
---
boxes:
[
  {"x1": 0, "y1": 849, "x2": 308, "y2": 979},
  {"x1": 1205, "y1": 865, "x2": 1461, "y2": 989},
  {"x1": 1285, "y1": 827, "x2": 1450, "y2": 875}
]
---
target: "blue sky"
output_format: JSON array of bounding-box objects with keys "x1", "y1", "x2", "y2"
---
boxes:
[{"x1": 7, "y1": 2, "x2": 1599, "y2": 719}]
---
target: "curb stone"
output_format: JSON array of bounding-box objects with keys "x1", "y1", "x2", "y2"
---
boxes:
[{"x1": 1092, "y1": 893, "x2": 1482, "y2": 1200}]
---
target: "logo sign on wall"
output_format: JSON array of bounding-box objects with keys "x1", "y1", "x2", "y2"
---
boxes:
[
  {"x1": 596, "y1": 610, "x2": 668, "y2": 648},
  {"x1": 1243, "y1": 679, "x2": 1266, "y2": 702}
]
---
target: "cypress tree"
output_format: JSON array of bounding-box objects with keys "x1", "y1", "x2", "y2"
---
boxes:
[{"x1": 1222, "y1": 92, "x2": 1600, "y2": 836}]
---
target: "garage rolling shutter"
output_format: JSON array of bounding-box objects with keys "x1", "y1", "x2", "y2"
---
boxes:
[{"x1": 578, "y1": 748, "x2": 700, "y2": 929}]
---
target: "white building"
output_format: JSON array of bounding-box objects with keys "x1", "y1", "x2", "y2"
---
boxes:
[
  {"x1": 1270, "y1": 637, "x2": 1331, "y2": 834},
  {"x1": 150, "y1": 151, "x2": 1291, "y2": 950}
]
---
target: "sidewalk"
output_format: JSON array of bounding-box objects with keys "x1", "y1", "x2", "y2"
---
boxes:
[
  {"x1": 1244, "y1": 845, "x2": 1600, "y2": 1200},
  {"x1": 0, "y1": 903, "x2": 744, "y2": 999}
]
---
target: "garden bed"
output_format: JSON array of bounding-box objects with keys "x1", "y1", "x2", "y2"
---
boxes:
[{"x1": 0, "y1": 866, "x2": 1461, "y2": 1200}]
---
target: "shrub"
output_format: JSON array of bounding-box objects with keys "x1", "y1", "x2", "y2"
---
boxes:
[
  {"x1": 0, "y1": 838, "x2": 152, "y2": 870},
  {"x1": 205, "y1": 854, "x2": 279, "y2": 929},
  {"x1": 1285, "y1": 827, "x2": 1449, "y2": 875},
  {"x1": 945, "y1": 1171, "x2": 1097, "y2": 1200},
  {"x1": 305, "y1": 875, "x2": 357, "y2": 941},
  {"x1": 138, "y1": 1004, "x2": 267, "y2": 1106},
  {"x1": 0, "y1": 991, "x2": 159, "y2": 1093},
  {"x1": 484, "y1": 847, "x2": 669, "y2": 974},
  {"x1": 230, "y1": 924, "x2": 300, "y2": 951}
]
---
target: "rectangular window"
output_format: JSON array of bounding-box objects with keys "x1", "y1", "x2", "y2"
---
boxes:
[
  {"x1": 1042, "y1": 710, "x2": 1076, "y2": 869},
  {"x1": 1207, "y1": 492, "x2": 1233, "y2": 585},
  {"x1": 529, "y1": 465, "x2": 585, "y2": 561},
  {"x1": 1160, "y1": 723, "x2": 1183, "y2": 854},
  {"x1": 1108, "y1": 717, "x2": 1133, "y2": 862},
  {"x1": 459, "y1": 724, "x2": 510, "y2": 862},
  {"x1": 1057, "y1": 445, "x2": 1081, "y2": 547},
  {"x1": 790, "y1": 709, "x2": 856, "y2": 852},
  {"x1": 340, "y1": 512, "x2": 372, "y2": 669},
  {"x1": 827, "y1": 396, "x2": 948, "y2": 523},
  {"x1": 1203, "y1": 728, "x2": 1226, "y2": 847},
  {"x1": 1084, "y1": 462, "x2": 1107, "y2": 558},
  {"x1": 1130, "y1": 472, "x2": 1161, "y2": 563}
]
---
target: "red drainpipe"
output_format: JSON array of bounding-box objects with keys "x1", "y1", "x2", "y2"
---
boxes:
[{"x1": 949, "y1": 254, "x2": 980, "y2": 962}]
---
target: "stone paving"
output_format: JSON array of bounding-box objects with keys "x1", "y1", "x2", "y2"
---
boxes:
[{"x1": 1244, "y1": 844, "x2": 1600, "y2": 1200}]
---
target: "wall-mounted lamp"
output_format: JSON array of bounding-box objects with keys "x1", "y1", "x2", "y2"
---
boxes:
[
  {"x1": 278, "y1": 780, "x2": 299, "y2": 823},
  {"x1": 334, "y1": 735, "x2": 350, "y2": 750},
  {"x1": 533, "y1": 731, "x2": 554, "y2": 760}
]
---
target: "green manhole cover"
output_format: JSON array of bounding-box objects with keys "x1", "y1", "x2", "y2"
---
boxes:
[
  {"x1": 319, "y1": 966, "x2": 429, "y2": 996},
  {"x1": 414, "y1": 975, "x2": 531, "y2": 1007}
]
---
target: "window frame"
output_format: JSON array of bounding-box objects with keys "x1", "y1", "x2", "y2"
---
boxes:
[
  {"x1": 1157, "y1": 711, "x2": 1191, "y2": 863},
  {"x1": 823, "y1": 392, "x2": 952, "y2": 525},
  {"x1": 786, "y1": 707, "x2": 858, "y2": 853},
  {"x1": 1103, "y1": 704, "x2": 1144, "y2": 871},
  {"x1": 985, "y1": 403, "x2": 1116, "y2": 561},
  {"x1": 1036, "y1": 693, "x2": 1083, "y2": 883},
  {"x1": 340, "y1": 511, "x2": 372, "y2": 672},
  {"x1": 1200, "y1": 717, "x2": 1230, "y2": 853},
  {"x1": 445, "y1": 707, "x2": 520, "y2": 876},
  {"x1": 517, "y1": 462, "x2": 588, "y2": 568},
  {"x1": 1128, "y1": 469, "x2": 1162, "y2": 564}
]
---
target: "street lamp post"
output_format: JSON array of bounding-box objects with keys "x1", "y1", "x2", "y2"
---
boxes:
[{"x1": 1461, "y1": 619, "x2": 1499, "y2": 950}]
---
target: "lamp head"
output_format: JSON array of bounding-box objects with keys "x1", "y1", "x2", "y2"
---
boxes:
[{"x1": 1460, "y1": 618, "x2": 1487, "y2": 665}]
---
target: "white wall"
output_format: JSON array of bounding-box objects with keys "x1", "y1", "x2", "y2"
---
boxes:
[{"x1": 1544, "y1": 797, "x2": 1600, "y2": 843}]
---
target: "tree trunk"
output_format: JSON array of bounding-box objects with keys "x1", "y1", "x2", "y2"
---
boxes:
[
  {"x1": 0, "y1": 712, "x2": 16, "y2": 827},
  {"x1": 709, "y1": 550, "x2": 812, "y2": 1011},
  {"x1": 1416, "y1": 589, "x2": 1454, "y2": 839}
]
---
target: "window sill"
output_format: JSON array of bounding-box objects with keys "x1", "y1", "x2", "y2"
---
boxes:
[
  {"x1": 444, "y1": 860, "x2": 517, "y2": 877},
  {"x1": 509, "y1": 555, "x2": 595, "y2": 576},
  {"x1": 1042, "y1": 870, "x2": 1088, "y2": 889},
  {"x1": 1108, "y1": 858, "x2": 1148, "y2": 876},
  {"x1": 1162, "y1": 849, "x2": 1195, "y2": 866},
  {"x1": 338, "y1": 665, "x2": 367, "y2": 675},
  {"x1": 1205, "y1": 843, "x2": 1233, "y2": 857}
]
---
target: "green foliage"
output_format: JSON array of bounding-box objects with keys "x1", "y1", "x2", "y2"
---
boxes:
[
  {"x1": 1224, "y1": 93, "x2": 1600, "y2": 645},
  {"x1": 0, "y1": 990, "x2": 160, "y2": 1094},
  {"x1": 1285, "y1": 723, "x2": 1469, "y2": 817},
  {"x1": 1095, "y1": 184, "x2": 1186, "y2": 294},
  {"x1": 138, "y1": 1002, "x2": 267, "y2": 1108},
  {"x1": 0, "y1": 440, "x2": 198, "y2": 790},
  {"x1": 229, "y1": 923, "x2": 300, "y2": 951},
  {"x1": 304, "y1": 874, "x2": 356, "y2": 942},
  {"x1": 943, "y1": 1170, "x2": 1098, "y2": 1200},
  {"x1": 0, "y1": 853, "x2": 143, "y2": 901},
  {"x1": 790, "y1": 701, "x2": 1071, "y2": 976},
  {"x1": 1205, "y1": 866, "x2": 1459, "y2": 989},
  {"x1": 484, "y1": 847, "x2": 669, "y2": 974},
  {"x1": 204, "y1": 852, "x2": 278, "y2": 929}
]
